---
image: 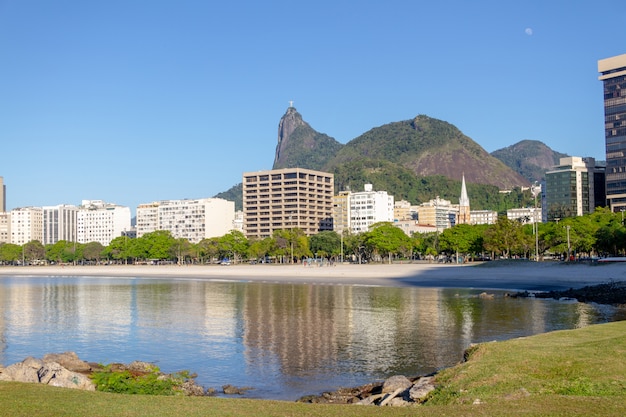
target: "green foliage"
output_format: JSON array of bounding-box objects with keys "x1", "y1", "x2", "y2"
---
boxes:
[
  {"x1": 0, "y1": 243, "x2": 22, "y2": 264},
  {"x1": 214, "y1": 183, "x2": 243, "y2": 211},
  {"x1": 491, "y1": 139, "x2": 567, "y2": 183},
  {"x1": 362, "y1": 222, "x2": 414, "y2": 262},
  {"x1": 90, "y1": 365, "x2": 190, "y2": 396}
]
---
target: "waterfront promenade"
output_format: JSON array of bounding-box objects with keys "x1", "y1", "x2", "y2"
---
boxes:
[{"x1": 1, "y1": 261, "x2": 624, "y2": 292}]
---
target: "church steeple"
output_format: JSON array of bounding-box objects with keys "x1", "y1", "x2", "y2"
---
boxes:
[{"x1": 458, "y1": 174, "x2": 470, "y2": 224}]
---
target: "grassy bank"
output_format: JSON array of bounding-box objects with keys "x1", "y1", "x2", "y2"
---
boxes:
[{"x1": 2, "y1": 320, "x2": 625, "y2": 417}]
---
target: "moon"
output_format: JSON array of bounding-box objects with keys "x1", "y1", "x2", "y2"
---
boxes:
[{"x1": 525, "y1": 28, "x2": 533, "y2": 36}]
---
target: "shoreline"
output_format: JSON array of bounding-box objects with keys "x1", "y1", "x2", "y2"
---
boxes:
[{"x1": 1, "y1": 260, "x2": 625, "y2": 291}]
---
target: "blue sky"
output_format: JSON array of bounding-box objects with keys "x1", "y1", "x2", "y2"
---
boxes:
[{"x1": 1, "y1": 0, "x2": 623, "y2": 213}]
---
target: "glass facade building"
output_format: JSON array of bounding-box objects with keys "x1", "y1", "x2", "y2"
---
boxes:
[{"x1": 599, "y1": 53, "x2": 626, "y2": 211}]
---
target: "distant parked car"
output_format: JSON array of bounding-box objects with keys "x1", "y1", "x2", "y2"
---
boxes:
[{"x1": 220, "y1": 258, "x2": 231, "y2": 265}]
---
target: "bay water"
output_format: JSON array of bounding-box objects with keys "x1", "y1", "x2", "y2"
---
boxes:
[{"x1": 1, "y1": 275, "x2": 624, "y2": 400}]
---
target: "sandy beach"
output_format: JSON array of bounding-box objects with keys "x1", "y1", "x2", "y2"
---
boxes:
[{"x1": 1, "y1": 261, "x2": 625, "y2": 291}]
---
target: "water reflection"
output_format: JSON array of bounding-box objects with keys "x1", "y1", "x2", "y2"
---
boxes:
[{"x1": 1, "y1": 276, "x2": 624, "y2": 400}]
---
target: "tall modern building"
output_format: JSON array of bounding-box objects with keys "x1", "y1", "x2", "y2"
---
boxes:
[
  {"x1": 43, "y1": 204, "x2": 78, "y2": 244},
  {"x1": 136, "y1": 198, "x2": 235, "y2": 243},
  {"x1": 599, "y1": 53, "x2": 626, "y2": 212},
  {"x1": 545, "y1": 157, "x2": 604, "y2": 221},
  {"x1": 243, "y1": 168, "x2": 334, "y2": 238}
]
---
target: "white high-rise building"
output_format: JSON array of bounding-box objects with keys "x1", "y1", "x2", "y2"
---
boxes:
[
  {"x1": 77, "y1": 200, "x2": 131, "y2": 245},
  {"x1": 349, "y1": 184, "x2": 394, "y2": 234},
  {"x1": 10, "y1": 207, "x2": 44, "y2": 245},
  {"x1": 43, "y1": 204, "x2": 78, "y2": 244},
  {"x1": 136, "y1": 198, "x2": 235, "y2": 243}
]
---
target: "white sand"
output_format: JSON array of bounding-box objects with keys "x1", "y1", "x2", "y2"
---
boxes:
[{"x1": 2, "y1": 261, "x2": 625, "y2": 291}]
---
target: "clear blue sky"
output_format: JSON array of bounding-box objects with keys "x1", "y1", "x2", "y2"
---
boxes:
[{"x1": 1, "y1": 0, "x2": 623, "y2": 213}]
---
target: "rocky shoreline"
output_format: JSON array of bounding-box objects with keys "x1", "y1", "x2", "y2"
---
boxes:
[{"x1": 509, "y1": 280, "x2": 626, "y2": 306}]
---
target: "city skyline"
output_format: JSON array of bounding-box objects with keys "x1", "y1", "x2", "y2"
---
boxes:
[{"x1": 1, "y1": 1, "x2": 624, "y2": 212}]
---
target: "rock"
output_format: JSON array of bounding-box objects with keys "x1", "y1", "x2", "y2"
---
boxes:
[
  {"x1": 478, "y1": 292, "x2": 495, "y2": 299},
  {"x1": 0, "y1": 362, "x2": 40, "y2": 383},
  {"x1": 409, "y1": 376, "x2": 436, "y2": 401},
  {"x1": 38, "y1": 361, "x2": 96, "y2": 391},
  {"x1": 222, "y1": 384, "x2": 253, "y2": 395},
  {"x1": 388, "y1": 397, "x2": 411, "y2": 407},
  {"x1": 382, "y1": 375, "x2": 412, "y2": 394},
  {"x1": 379, "y1": 387, "x2": 404, "y2": 406},
  {"x1": 180, "y1": 380, "x2": 206, "y2": 396},
  {"x1": 127, "y1": 361, "x2": 158, "y2": 374},
  {"x1": 42, "y1": 352, "x2": 92, "y2": 373}
]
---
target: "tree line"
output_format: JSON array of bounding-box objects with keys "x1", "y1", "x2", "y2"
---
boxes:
[{"x1": 1, "y1": 207, "x2": 624, "y2": 266}]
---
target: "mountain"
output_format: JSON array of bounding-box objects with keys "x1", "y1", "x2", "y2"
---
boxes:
[
  {"x1": 220, "y1": 109, "x2": 535, "y2": 211},
  {"x1": 273, "y1": 106, "x2": 343, "y2": 170},
  {"x1": 324, "y1": 115, "x2": 529, "y2": 190},
  {"x1": 490, "y1": 140, "x2": 568, "y2": 183}
]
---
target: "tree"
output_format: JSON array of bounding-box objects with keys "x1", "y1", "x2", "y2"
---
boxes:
[
  {"x1": 438, "y1": 224, "x2": 483, "y2": 262},
  {"x1": 23, "y1": 241, "x2": 45, "y2": 263},
  {"x1": 83, "y1": 242, "x2": 105, "y2": 263},
  {"x1": 483, "y1": 216, "x2": 524, "y2": 258},
  {"x1": 362, "y1": 222, "x2": 412, "y2": 264},
  {"x1": 218, "y1": 231, "x2": 249, "y2": 264},
  {"x1": 172, "y1": 238, "x2": 192, "y2": 265},
  {"x1": 309, "y1": 231, "x2": 341, "y2": 259},
  {"x1": 0, "y1": 243, "x2": 22, "y2": 265},
  {"x1": 197, "y1": 237, "x2": 220, "y2": 263}
]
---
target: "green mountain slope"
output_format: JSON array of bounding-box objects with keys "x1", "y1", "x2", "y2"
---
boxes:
[
  {"x1": 490, "y1": 140, "x2": 568, "y2": 183},
  {"x1": 325, "y1": 115, "x2": 529, "y2": 190}
]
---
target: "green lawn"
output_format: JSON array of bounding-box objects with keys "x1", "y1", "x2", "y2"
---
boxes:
[{"x1": 2, "y1": 320, "x2": 626, "y2": 417}]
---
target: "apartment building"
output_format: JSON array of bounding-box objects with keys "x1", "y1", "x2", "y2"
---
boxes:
[
  {"x1": 243, "y1": 168, "x2": 334, "y2": 238},
  {"x1": 77, "y1": 200, "x2": 131, "y2": 245},
  {"x1": 136, "y1": 198, "x2": 235, "y2": 243},
  {"x1": 43, "y1": 204, "x2": 78, "y2": 244},
  {"x1": 332, "y1": 191, "x2": 351, "y2": 234},
  {"x1": 416, "y1": 197, "x2": 457, "y2": 231},
  {"x1": 10, "y1": 207, "x2": 43, "y2": 245},
  {"x1": 349, "y1": 184, "x2": 394, "y2": 234}
]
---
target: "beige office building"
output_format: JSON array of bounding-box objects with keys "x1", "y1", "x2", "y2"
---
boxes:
[{"x1": 243, "y1": 168, "x2": 334, "y2": 238}]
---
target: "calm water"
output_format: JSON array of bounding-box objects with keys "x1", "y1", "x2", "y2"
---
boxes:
[{"x1": 1, "y1": 275, "x2": 625, "y2": 400}]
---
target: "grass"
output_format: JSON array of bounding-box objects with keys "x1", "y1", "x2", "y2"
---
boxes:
[{"x1": 2, "y1": 321, "x2": 626, "y2": 416}]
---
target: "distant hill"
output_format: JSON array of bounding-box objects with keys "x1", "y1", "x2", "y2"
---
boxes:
[
  {"x1": 214, "y1": 183, "x2": 242, "y2": 211},
  {"x1": 490, "y1": 140, "x2": 568, "y2": 183},
  {"x1": 324, "y1": 115, "x2": 529, "y2": 190}
]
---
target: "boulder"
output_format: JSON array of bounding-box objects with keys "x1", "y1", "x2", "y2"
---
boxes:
[
  {"x1": 42, "y1": 352, "x2": 92, "y2": 374},
  {"x1": 381, "y1": 375, "x2": 412, "y2": 394},
  {"x1": 409, "y1": 376, "x2": 435, "y2": 401},
  {"x1": 0, "y1": 362, "x2": 40, "y2": 383},
  {"x1": 38, "y1": 362, "x2": 96, "y2": 391}
]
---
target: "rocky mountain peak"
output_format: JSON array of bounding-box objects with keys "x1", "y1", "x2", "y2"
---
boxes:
[{"x1": 274, "y1": 106, "x2": 305, "y2": 167}]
